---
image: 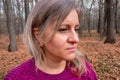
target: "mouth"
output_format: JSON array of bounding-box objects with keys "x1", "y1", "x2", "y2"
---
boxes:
[{"x1": 66, "y1": 47, "x2": 77, "y2": 52}]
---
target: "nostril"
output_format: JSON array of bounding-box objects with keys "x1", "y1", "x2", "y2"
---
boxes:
[
  {"x1": 68, "y1": 30, "x2": 79, "y2": 43},
  {"x1": 68, "y1": 35, "x2": 79, "y2": 43}
]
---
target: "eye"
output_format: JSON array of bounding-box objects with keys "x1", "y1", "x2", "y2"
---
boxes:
[
  {"x1": 58, "y1": 25, "x2": 69, "y2": 32},
  {"x1": 75, "y1": 26, "x2": 80, "y2": 32},
  {"x1": 75, "y1": 28, "x2": 79, "y2": 32},
  {"x1": 58, "y1": 28, "x2": 67, "y2": 32}
]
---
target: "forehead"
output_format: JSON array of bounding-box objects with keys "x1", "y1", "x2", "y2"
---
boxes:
[
  {"x1": 45, "y1": 9, "x2": 79, "y2": 32},
  {"x1": 61, "y1": 9, "x2": 79, "y2": 25}
]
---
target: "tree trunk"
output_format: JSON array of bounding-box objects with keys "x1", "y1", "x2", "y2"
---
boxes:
[
  {"x1": 3, "y1": 0, "x2": 18, "y2": 51},
  {"x1": 35, "y1": 0, "x2": 38, "y2": 3},
  {"x1": 16, "y1": 0, "x2": 23, "y2": 34},
  {"x1": 87, "y1": 13, "x2": 91, "y2": 36},
  {"x1": 114, "y1": 0, "x2": 120, "y2": 34},
  {"x1": 87, "y1": 0, "x2": 94, "y2": 36},
  {"x1": 24, "y1": 0, "x2": 29, "y2": 22},
  {"x1": 98, "y1": 0, "x2": 104, "y2": 39},
  {"x1": 21, "y1": 0, "x2": 25, "y2": 33},
  {"x1": 104, "y1": 0, "x2": 116, "y2": 44}
]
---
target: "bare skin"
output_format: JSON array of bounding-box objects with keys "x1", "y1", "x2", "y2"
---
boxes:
[{"x1": 35, "y1": 9, "x2": 79, "y2": 74}]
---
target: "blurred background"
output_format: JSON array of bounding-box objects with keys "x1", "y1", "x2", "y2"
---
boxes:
[{"x1": 0, "y1": 0, "x2": 120, "y2": 80}]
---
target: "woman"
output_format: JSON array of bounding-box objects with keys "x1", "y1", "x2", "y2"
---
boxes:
[{"x1": 4, "y1": 0, "x2": 98, "y2": 80}]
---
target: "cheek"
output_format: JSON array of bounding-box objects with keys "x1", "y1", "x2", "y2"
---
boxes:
[{"x1": 50, "y1": 35, "x2": 66, "y2": 49}]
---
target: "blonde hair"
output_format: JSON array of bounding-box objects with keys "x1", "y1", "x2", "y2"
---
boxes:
[{"x1": 23, "y1": 0, "x2": 86, "y2": 76}]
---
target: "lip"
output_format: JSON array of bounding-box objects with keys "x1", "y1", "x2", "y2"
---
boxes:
[{"x1": 66, "y1": 47, "x2": 76, "y2": 52}]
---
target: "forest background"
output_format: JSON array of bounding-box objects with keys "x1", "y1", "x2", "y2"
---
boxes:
[{"x1": 0, "y1": 0, "x2": 120, "y2": 80}]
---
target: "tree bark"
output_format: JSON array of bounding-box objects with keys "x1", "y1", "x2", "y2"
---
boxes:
[
  {"x1": 35, "y1": 0, "x2": 38, "y2": 3},
  {"x1": 104, "y1": 0, "x2": 116, "y2": 44},
  {"x1": 16, "y1": 0, "x2": 23, "y2": 34},
  {"x1": 86, "y1": 0, "x2": 95, "y2": 36},
  {"x1": 114, "y1": 0, "x2": 120, "y2": 34},
  {"x1": 3, "y1": 0, "x2": 18, "y2": 51},
  {"x1": 98, "y1": 0, "x2": 104, "y2": 39},
  {"x1": 24, "y1": 0, "x2": 29, "y2": 22}
]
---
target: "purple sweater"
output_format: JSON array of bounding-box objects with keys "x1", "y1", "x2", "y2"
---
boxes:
[{"x1": 4, "y1": 58, "x2": 98, "y2": 80}]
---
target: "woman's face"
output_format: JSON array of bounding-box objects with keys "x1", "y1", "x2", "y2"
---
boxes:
[{"x1": 43, "y1": 9, "x2": 80, "y2": 62}]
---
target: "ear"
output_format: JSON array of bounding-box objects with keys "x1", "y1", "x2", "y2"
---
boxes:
[
  {"x1": 32, "y1": 28, "x2": 43, "y2": 46},
  {"x1": 33, "y1": 28, "x2": 39, "y2": 40}
]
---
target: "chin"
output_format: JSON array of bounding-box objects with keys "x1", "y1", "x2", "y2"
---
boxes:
[{"x1": 66, "y1": 54, "x2": 76, "y2": 61}]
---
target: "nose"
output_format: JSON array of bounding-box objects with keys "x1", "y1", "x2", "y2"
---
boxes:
[{"x1": 68, "y1": 31, "x2": 79, "y2": 43}]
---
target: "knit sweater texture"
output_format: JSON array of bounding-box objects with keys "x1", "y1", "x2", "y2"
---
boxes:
[{"x1": 4, "y1": 58, "x2": 98, "y2": 80}]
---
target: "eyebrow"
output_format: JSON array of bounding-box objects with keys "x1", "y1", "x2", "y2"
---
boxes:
[{"x1": 61, "y1": 23, "x2": 80, "y2": 27}]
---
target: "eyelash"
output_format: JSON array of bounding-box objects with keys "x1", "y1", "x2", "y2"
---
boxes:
[
  {"x1": 58, "y1": 27, "x2": 79, "y2": 32},
  {"x1": 75, "y1": 28, "x2": 79, "y2": 32},
  {"x1": 58, "y1": 28, "x2": 67, "y2": 32}
]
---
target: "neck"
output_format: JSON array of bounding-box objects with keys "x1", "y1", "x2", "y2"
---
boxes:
[{"x1": 36, "y1": 58, "x2": 66, "y2": 74}]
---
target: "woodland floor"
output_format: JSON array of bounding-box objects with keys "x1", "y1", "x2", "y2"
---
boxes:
[{"x1": 0, "y1": 31, "x2": 120, "y2": 80}]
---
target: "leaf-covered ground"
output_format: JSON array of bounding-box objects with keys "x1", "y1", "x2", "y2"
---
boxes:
[{"x1": 0, "y1": 32, "x2": 120, "y2": 80}]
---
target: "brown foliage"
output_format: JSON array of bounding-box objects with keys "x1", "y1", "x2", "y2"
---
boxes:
[{"x1": 0, "y1": 33, "x2": 120, "y2": 80}]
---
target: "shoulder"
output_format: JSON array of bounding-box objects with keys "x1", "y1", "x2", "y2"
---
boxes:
[
  {"x1": 81, "y1": 60, "x2": 98, "y2": 80},
  {"x1": 4, "y1": 58, "x2": 35, "y2": 80}
]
